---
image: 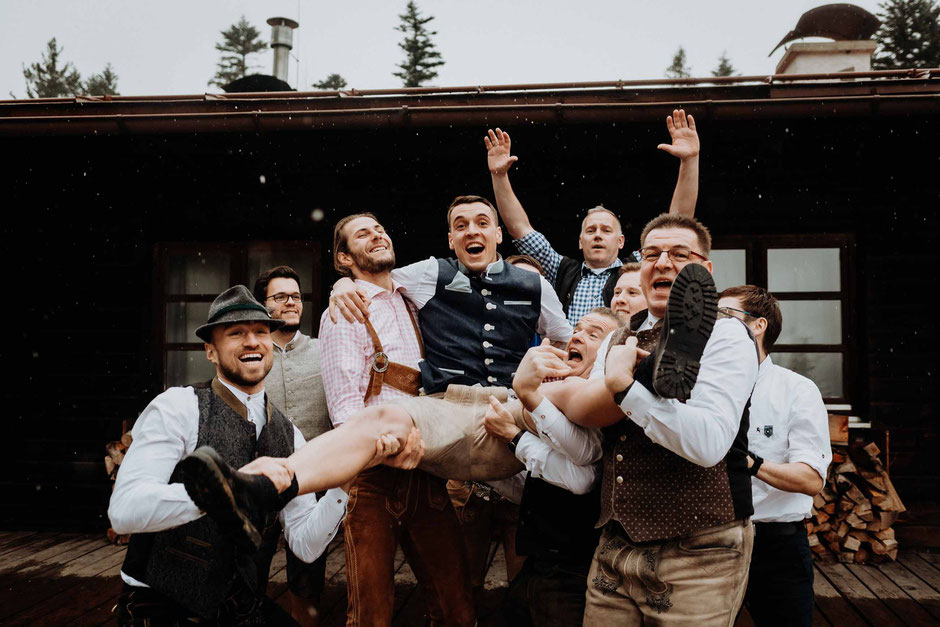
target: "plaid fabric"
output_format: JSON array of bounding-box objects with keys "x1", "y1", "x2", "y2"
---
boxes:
[
  {"x1": 318, "y1": 280, "x2": 423, "y2": 426},
  {"x1": 514, "y1": 230, "x2": 622, "y2": 325}
]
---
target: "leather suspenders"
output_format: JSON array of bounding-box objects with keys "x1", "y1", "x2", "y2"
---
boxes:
[{"x1": 363, "y1": 296, "x2": 424, "y2": 402}]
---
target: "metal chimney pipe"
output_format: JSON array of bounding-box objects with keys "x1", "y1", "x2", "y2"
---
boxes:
[{"x1": 267, "y1": 17, "x2": 299, "y2": 84}]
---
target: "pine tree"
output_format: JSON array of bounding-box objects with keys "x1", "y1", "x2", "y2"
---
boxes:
[
  {"x1": 873, "y1": 0, "x2": 940, "y2": 69},
  {"x1": 84, "y1": 63, "x2": 120, "y2": 95},
  {"x1": 393, "y1": 1, "x2": 445, "y2": 87},
  {"x1": 22, "y1": 38, "x2": 83, "y2": 98},
  {"x1": 211, "y1": 16, "x2": 268, "y2": 88},
  {"x1": 665, "y1": 47, "x2": 692, "y2": 79},
  {"x1": 711, "y1": 52, "x2": 737, "y2": 77},
  {"x1": 313, "y1": 73, "x2": 348, "y2": 89}
]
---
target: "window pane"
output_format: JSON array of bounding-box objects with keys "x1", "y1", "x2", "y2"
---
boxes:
[
  {"x1": 166, "y1": 302, "x2": 211, "y2": 343},
  {"x1": 166, "y1": 350, "x2": 217, "y2": 388},
  {"x1": 710, "y1": 249, "x2": 746, "y2": 292},
  {"x1": 767, "y1": 248, "x2": 840, "y2": 292},
  {"x1": 776, "y1": 300, "x2": 842, "y2": 344},
  {"x1": 772, "y1": 352, "x2": 843, "y2": 398},
  {"x1": 167, "y1": 251, "x2": 230, "y2": 295},
  {"x1": 246, "y1": 247, "x2": 315, "y2": 299}
]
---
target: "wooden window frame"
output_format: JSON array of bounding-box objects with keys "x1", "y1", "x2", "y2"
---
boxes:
[
  {"x1": 153, "y1": 240, "x2": 322, "y2": 390},
  {"x1": 711, "y1": 233, "x2": 856, "y2": 405}
]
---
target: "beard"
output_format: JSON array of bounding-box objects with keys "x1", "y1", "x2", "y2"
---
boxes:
[
  {"x1": 218, "y1": 358, "x2": 272, "y2": 388},
  {"x1": 352, "y1": 245, "x2": 396, "y2": 274},
  {"x1": 279, "y1": 322, "x2": 301, "y2": 333}
]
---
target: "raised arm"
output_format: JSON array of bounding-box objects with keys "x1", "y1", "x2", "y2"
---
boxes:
[
  {"x1": 486, "y1": 128, "x2": 532, "y2": 239},
  {"x1": 657, "y1": 109, "x2": 700, "y2": 217}
]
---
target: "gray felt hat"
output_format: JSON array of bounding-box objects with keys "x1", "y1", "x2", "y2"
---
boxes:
[{"x1": 195, "y1": 285, "x2": 285, "y2": 342}]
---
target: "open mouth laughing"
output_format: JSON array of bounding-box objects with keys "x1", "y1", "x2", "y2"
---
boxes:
[{"x1": 239, "y1": 352, "x2": 263, "y2": 363}]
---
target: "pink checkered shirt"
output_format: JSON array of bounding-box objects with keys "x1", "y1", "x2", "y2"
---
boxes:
[{"x1": 318, "y1": 279, "x2": 424, "y2": 426}]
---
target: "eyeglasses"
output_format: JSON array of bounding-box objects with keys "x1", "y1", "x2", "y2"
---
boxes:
[
  {"x1": 266, "y1": 292, "x2": 303, "y2": 304},
  {"x1": 637, "y1": 247, "x2": 709, "y2": 263},
  {"x1": 718, "y1": 306, "x2": 756, "y2": 321}
]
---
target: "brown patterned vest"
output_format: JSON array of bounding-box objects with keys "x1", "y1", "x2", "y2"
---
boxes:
[{"x1": 597, "y1": 311, "x2": 755, "y2": 542}]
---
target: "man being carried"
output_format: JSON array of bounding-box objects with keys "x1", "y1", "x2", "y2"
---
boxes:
[
  {"x1": 181, "y1": 197, "x2": 571, "y2": 551},
  {"x1": 319, "y1": 213, "x2": 475, "y2": 626},
  {"x1": 535, "y1": 213, "x2": 759, "y2": 625},
  {"x1": 718, "y1": 286, "x2": 830, "y2": 627},
  {"x1": 485, "y1": 110, "x2": 700, "y2": 325},
  {"x1": 109, "y1": 286, "x2": 413, "y2": 625}
]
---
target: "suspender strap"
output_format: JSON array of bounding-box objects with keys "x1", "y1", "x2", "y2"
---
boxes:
[{"x1": 363, "y1": 295, "x2": 424, "y2": 402}]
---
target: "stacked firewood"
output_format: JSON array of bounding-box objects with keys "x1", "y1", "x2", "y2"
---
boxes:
[
  {"x1": 104, "y1": 431, "x2": 133, "y2": 545},
  {"x1": 806, "y1": 439, "x2": 905, "y2": 564}
]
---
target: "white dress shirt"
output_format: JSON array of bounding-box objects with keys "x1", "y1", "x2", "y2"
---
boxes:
[
  {"x1": 488, "y1": 396, "x2": 601, "y2": 502},
  {"x1": 109, "y1": 379, "x2": 348, "y2": 587},
  {"x1": 749, "y1": 357, "x2": 831, "y2": 522},
  {"x1": 390, "y1": 256, "x2": 573, "y2": 344},
  {"x1": 589, "y1": 313, "x2": 662, "y2": 381},
  {"x1": 591, "y1": 318, "x2": 759, "y2": 467}
]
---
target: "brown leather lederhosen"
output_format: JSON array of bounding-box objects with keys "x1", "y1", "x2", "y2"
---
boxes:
[{"x1": 363, "y1": 298, "x2": 425, "y2": 402}]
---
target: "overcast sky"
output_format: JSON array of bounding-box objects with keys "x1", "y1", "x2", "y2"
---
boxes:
[{"x1": 1, "y1": 0, "x2": 885, "y2": 98}]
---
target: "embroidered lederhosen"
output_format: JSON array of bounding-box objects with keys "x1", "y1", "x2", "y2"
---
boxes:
[{"x1": 363, "y1": 295, "x2": 424, "y2": 402}]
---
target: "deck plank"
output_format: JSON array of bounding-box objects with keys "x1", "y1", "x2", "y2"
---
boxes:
[
  {"x1": 815, "y1": 561, "x2": 900, "y2": 626},
  {"x1": 811, "y1": 562, "x2": 868, "y2": 626},
  {"x1": 878, "y1": 560, "x2": 940, "y2": 621},
  {"x1": 0, "y1": 531, "x2": 38, "y2": 550},
  {"x1": 847, "y1": 562, "x2": 939, "y2": 626},
  {"x1": 0, "y1": 532, "x2": 68, "y2": 564},
  {"x1": 898, "y1": 552, "x2": 940, "y2": 593}
]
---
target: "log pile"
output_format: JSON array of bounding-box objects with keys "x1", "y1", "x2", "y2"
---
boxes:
[
  {"x1": 806, "y1": 438, "x2": 905, "y2": 564},
  {"x1": 104, "y1": 431, "x2": 133, "y2": 545}
]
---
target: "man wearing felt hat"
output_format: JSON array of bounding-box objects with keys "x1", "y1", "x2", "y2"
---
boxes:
[{"x1": 108, "y1": 285, "x2": 412, "y2": 625}]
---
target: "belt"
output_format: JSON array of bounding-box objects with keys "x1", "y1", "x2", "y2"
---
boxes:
[{"x1": 754, "y1": 520, "x2": 804, "y2": 537}]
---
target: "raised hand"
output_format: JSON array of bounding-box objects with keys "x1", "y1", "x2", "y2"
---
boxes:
[
  {"x1": 657, "y1": 109, "x2": 699, "y2": 162},
  {"x1": 512, "y1": 339, "x2": 572, "y2": 408},
  {"x1": 484, "y1": 128, "x2": 519, "y2": 175}
]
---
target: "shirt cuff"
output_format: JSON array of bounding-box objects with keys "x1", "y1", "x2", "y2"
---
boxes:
[
  {"x1": 322, "y1": 487, "x2": 349, "y2": 512},
  {"x1": 530, "y1": 397, "x2": 565, "y2": 440},
  {"x1": 514, "y1": 432, "x2": 544, "y2": 467},
  {"x1": 787, "y1": 450, "x2": 829, "y2": 481},
  {"x1": 619, "y1": 380, "x2": 656, "y2": 428}
]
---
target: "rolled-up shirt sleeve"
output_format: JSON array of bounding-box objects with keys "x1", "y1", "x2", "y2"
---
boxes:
[
  {"x1": 513, "y1": 230, "x2": 563, "y2": 284},
  {"x1": 785, "y1": 378, "x2": 832, "y2": 481},
  {"x1": 108, "y1": 388, "x2": 203, "y2": 535},
  {"x1": 618, "y1": 319, "x2": 759, "y2": 467}
]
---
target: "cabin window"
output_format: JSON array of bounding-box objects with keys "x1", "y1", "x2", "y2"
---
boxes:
[{"x1": 156, "y1": 241, "x2": 321, "y2": 389}]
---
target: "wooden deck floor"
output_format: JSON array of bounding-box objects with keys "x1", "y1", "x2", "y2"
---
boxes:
[{"x1": 1, "y1": 530, "x2": 938, "y2": 626}]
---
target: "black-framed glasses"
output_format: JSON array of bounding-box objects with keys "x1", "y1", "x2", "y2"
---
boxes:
[
  {"x1": 638, "y1": 246, "x2": 709, "y2": 263},
  {"x1": 266, "y1": 292, "x2": 303, "y2": 304},
  {"x1": 718, "y1": 306, "x2": 757, "y2": 321}
]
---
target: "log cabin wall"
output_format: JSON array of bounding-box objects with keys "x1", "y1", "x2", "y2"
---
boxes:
[{"x1": 2, "y1": 90, "x2": 938, "y2": 529}]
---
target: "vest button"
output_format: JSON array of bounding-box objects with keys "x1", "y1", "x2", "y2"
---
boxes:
[
  {"x1": 616, "y1": 476, "x2": 624, "y2": 484},
  {"x1": 484, "y1": 323, "x2": 494, "y2": 331},
  {"x1": 485, "y1": 358, "x2": 494, "y2": 365},
  {"x1": 616, "y1": 454, "x2": 623, "y2": 462},
  {"x1": 483, "y1": 341, "x2": 492, "y2": 348},
  {"x1": 481, "y1": 289, "x2": 491, "y2": 296},
  {"x1": 487, "y1": 376, "x2": 497, "y2": 383},
  {"x1": 486, "y1": 303, "x2": 497, "y2": 310},
  {"x1": 619, "y1": 435, "x2": 626, "y2": 442}
]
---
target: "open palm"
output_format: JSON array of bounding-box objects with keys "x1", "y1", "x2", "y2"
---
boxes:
[
  {"x1": 485, "y1": 128, "x2": 519, "y2": 175},
  {"x1": 658, "y1": 109, "x2": 699, "y2": 160}
]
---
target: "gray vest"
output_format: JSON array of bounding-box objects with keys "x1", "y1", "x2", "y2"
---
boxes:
[
  {"x1": 266, "y1": 333, "x2": 332, "y2": 441},
  {"x1": 418, "y1": 257, "x2": 541, "y2": 394},
  {"x1": 121, "y1": 379, "x2": 295, "y2": 619}
]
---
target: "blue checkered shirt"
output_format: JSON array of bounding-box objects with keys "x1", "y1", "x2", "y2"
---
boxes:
[{"x1": 514, "y1": 230, "x2": 624, "y2": 326}]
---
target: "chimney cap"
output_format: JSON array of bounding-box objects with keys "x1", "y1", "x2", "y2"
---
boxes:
[{"x1": 267, "y1": 17, "x2": 299, "y2": 29}]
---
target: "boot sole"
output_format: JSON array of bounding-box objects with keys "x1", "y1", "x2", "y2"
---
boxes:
[
  {"x1": 179, "y1": 446, "x2": 262, "y2": 551},
  {"x1": 652, "y1": 264, "x2": 718, "y2": 401}
]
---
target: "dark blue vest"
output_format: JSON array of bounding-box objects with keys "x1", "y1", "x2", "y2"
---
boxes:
[{"x1": 417, "y1": 257, "x2": 541, "y2": 394}]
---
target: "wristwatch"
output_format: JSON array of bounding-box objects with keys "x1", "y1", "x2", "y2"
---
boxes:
[
  {"x1": 748, "y1": 451, "x2": 764, "y2": 476},
  {"x1": 507, "y1": 431, "x2": 525, "y2": 453}
]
